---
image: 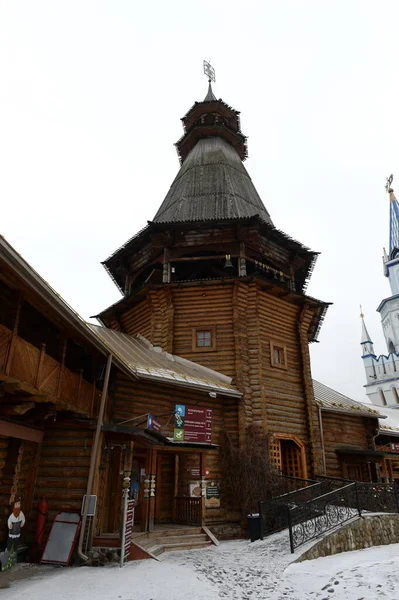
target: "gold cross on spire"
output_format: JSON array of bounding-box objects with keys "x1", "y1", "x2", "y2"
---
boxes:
[{"x1": 203, "y1": 60, "x2": 216, "y2": 83}]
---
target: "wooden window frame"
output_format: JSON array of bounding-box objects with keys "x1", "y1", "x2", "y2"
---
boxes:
[
  {"x1": 270, "y1": 341, "x2": 288, "y2": 370},
  {"x1": 191, "y1": 326, "x2": 217, "y2": 352}
]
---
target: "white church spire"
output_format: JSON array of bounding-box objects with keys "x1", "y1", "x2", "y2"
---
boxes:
[{"x1": 360, "y1": 307, "x2": 375, "y2": 357}]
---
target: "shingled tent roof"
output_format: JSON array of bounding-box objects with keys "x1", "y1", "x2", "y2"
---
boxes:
[{"x1": 152, "y1": 137, "x2": 273, "y2": 225}]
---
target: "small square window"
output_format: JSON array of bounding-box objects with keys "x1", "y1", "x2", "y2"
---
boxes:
[
  {"x1": 270, "y1": 341, "x2": 288, "y2": 369},
  {"x1": 192, "y1": 326, "x2": 216, "y2": 352},
  {"x1": 197, "y1": 330, "x2": 212, "y2": 347}
]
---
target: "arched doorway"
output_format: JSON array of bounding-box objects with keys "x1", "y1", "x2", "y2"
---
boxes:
[{"x1": 270, "y1": 434, "x2": 307, "y2": 479}]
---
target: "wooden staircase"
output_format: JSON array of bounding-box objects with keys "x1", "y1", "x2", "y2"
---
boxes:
[{"x1": 131, "y1": 526, "x2": 217, "y2": 559}]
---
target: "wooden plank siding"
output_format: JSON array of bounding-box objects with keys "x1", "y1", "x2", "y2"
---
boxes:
[{"x1": 321, "y1": 413, "x2": 377, "y2": 479}]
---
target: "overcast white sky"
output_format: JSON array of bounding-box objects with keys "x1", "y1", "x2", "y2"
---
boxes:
[{"x1": 1, "y1": 1, "x2": 398, "y2": 402}]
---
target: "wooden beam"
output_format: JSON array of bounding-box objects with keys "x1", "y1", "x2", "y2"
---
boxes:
[
  {"x1": 0, "y1": 402, "x2": 35, "y2": 416},
  {"x1": 0, "y1": 420, "x2": 43, "y2": 443},
  {"x1": 1, "y1": 381, "x2": 47, "y2": 397}
]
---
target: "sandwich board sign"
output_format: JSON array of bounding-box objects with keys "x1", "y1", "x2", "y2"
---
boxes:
[{"x1": 41, "y1": 512, "x2": 81, "y2": 566}]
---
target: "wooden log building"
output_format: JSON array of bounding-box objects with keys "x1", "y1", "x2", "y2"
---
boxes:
[
  {"x1": 96, "y1": 82, "x2": 331, "y2": 486},
  {"x1": 1, "y1": 80, "x2": 393, "y2": 560}
]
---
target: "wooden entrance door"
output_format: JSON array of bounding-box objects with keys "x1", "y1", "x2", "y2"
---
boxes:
[
  {"x1": 155, "y1": 453, "x2": 175, "y2": 523},
  {"x1": 281, "y1": 440, "x2": 303, "y2": 479}
]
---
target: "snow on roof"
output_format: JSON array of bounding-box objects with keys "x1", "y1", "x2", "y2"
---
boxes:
[
  {"x1": 372, "y1": 405, "x2": 399, "y2": 436},
  {"x1": 88, "y1": 324, "x2": 241, "y2": 398},
  {"x1": 313, "y1": 379, "x2": 383, "y2": 418}
]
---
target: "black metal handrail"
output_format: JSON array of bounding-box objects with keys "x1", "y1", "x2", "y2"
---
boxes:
[
  {"x1": 258, "y1": 475, "x2": 348, "y2": 539},
  {"x1": 287, "y1": 483, "x2": 360, "y2": 553},
  {"x1": 258, "y1": 478, "x2": 321, "y2": 539}
]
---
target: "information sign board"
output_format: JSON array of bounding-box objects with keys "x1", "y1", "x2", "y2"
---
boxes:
[{"x1": 174, "y1": 405, "x2": 212, "y2": 443}]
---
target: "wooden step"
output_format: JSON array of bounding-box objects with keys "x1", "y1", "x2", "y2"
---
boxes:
[
  {"x1": 150, "y1": 540, "x2": 212, "y2": 556},
  {"x1": 146, "y1": 527, "x2": 202, "y2": 539},
  {"x1": 139, "y1": 534, "x2": 207, "y2": 548}
]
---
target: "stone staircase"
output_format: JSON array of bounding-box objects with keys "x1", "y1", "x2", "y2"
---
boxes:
[{"x1": 132, "y1": 526, "x2": 216, "y2": 559}]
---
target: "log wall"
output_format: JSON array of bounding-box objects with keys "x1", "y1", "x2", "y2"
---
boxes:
[
  {"x1": 113, "y1": 278, "x2": 322, "y2": 478},
  {"x1": 113, "y1": 376, "x2": 236, "y2": 523},
  {"x1": 321, "y1": 412, "x2": 376, "y2": 478},
  {"x1": 30, "y1": 422, "x2": 93, "y2": 535}
]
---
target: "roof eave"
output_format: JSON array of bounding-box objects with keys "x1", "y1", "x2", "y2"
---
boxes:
[{"x1": 319, "y1": 405, "x2": 382, "y2": 419}]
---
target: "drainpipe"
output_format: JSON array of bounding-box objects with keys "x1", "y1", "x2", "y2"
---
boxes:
[
  {"x1": 318, "y1": 407, "x2": 327, "y2": 475},
  {"x1": 78, "y1": 353, "x2": 113, "y2": 563}
]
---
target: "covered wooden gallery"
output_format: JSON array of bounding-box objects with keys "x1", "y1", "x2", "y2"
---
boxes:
[{"x1": 0, "y1": 234, "x2": 241, "y2": 556}]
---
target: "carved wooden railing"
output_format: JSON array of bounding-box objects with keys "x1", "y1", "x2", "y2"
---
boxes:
[
  {"x1": 173, "y1": 496, "x2": 201, "y2": 526},
  {"x1": 0, "y1": 324, "x2": 98, "y2": 415}
]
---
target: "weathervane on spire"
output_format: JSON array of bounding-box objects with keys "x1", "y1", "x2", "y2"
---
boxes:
[
  {"x1": 386, "y1": 173, "x2": 394, "y2": 193},
  {"x1": 203, "y1": 60, "x2": 216, "y2": 83}
]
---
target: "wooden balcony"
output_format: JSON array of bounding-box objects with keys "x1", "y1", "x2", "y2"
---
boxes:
[{"x1": 0, "y1": 324, "x2": 98, "y2": 416}]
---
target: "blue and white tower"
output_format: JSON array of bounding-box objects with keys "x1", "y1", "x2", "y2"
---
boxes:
[{"x1": 362, "y1": 176, "x2": 399, "y2": 406}]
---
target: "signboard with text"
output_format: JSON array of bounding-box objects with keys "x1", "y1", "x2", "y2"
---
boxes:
[
  {"x1": 147, "y1": 414, "x2": 162, "y2": 432},
  {"x1": 205, "y1": 481, "x2": 220, "y2": 508},
  {"x1": 174, "y1": 405, "x2": 213, "y2": 443},
  {"x1": 391, "y1": 443, "x2": 399, "y2": 453}
]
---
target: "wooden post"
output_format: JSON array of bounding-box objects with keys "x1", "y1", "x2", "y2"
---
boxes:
[
  {"x1": 57, "y1": 339, "x2": 67, "y2": 398},
  {"x1": 200, "y1": 452, "x2": 206, "y2": 527},
  {"x1": 77, "y1": 369, "x2": 83, "y2": 407},
  {"x1": 5, "y1": 293, "x2": 23, "y2": 374},
  {"x1": 239, "y1": 242, "x2": 247, "y2": 277},
  {"x1": 10, "y1": 440, "x2": 24, "y2": 505},
  {"x1": 162, "y1": 248, "x2": 170, "y2": 283},
  {"x1": 148, "y1": 448, "x2": 157, "y2": 532},
  {"x1": 172, "y1": 454, "x2": 179, "y2": 522}
]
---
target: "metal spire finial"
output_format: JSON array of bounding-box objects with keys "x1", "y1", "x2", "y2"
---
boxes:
[
  {"x1": 386, "y1": 173, "x2": 394, "y2": 193},
  {"x1": 360, "y1": 304, "x2": 364, "y2": 319},
  {"x1": 203, "y1": 60, "x2": 216, "y2": 83}
]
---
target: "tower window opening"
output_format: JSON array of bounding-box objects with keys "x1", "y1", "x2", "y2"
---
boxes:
[
  {"x1": 270, "y1": 341, "x2": 288, "y2": 369},
  {"x1": 393, "y1": 387, "x2": 399, "y2": 404},
  {"x1": 379, "y1": 389, "x2": 387, "y2": 406},
  {"x1": 192, "y1": 326, "x2": 216, "y2": 352},
  {"x1": 197, "y1": 330, "x2": 212, "y2": 347},
  {"x1": 389, "y1": 340, "x2": 396, "y2": 354}
]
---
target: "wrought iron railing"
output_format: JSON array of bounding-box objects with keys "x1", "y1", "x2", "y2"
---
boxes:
[
  {"x1": 173, "y1": 497, "x2": 201, "y2": 526},
  {"x1": 315, "y1": 476, "x2": 399, "y2": 514},
  {"x1": 287, "y1": 483, "x2": 360, "y2": 552},
  {"x1": 258, "y1": 475, "x2": 399, "y2": 552},
  {"x1": 258, "y1": 476, "x2": 346, "y2": 539},
  {"x1": 356, "y1": 482, "x2": 399, "y2": 514}
]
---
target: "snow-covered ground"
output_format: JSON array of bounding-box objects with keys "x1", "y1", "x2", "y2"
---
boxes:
[{"x1": 2, "y1": 533, "x2": 399, "y2": 599}]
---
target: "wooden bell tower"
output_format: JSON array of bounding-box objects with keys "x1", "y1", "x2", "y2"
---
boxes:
[{"x1": 97, "y1": 73, "x2": 330, "y2": 478}]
